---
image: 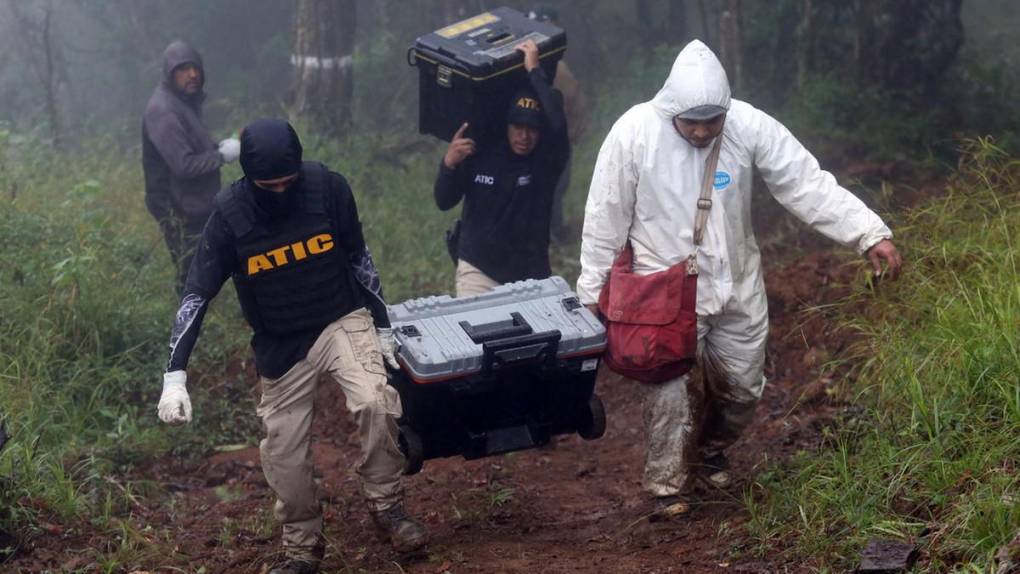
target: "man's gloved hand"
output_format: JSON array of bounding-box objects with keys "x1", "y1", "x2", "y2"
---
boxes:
[
  {"x1": 218, "y1": 138, "x2": 241, "y2": 163},
  {"x1": 158, "y1": 370, "x2": 192, "y2": 425},
  {"x1": 376, "y1": 328, "x2": 401, "y2": 371}
]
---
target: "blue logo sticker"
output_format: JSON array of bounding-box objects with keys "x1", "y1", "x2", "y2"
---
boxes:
[{"x1": 713, "y1": 171, "x2": 731, "y2": 190}]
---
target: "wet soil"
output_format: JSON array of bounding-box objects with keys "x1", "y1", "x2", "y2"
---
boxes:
[
  {"x1": 7, "y1": 156, "x2": 923, "y2": 573},
  {"x1": 4, "y1": 247, "x2": 874, "y2": 574}
]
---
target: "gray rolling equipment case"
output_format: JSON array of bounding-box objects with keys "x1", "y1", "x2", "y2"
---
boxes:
[{"x1": 388, "y1": 276, "x2": 606, "y2": 474}]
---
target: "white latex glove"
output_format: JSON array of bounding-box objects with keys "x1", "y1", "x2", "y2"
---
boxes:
[
  {"x1": 217, "y1": 138, "x2": 240, "y2": 163},
  {"x1": 376, "y1": 328, "x2": 401, "y2": 371},
  {"x1": 158, "y1": 370, "x2": 192, "y2": 425}
]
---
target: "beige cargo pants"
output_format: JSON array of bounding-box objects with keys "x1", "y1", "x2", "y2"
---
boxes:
[
  {"x1": 641, "y1": 309, "x2": 768, "y2": 497},
  {"x1": 255, "y1": 308, "x2": 405, "y2": 558},
  {"x1": 455, "y1": 259, "x2": 500, "y2": 297}
]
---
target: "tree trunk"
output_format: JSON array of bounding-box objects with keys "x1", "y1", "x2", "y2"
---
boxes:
[
  {"x1": 291, "y1": 0, "x2": 356, "y2": 136},
  {"x1": 852, "y1": 0, "x2": 872, "y2": 86},
  {"x1": 636, "y1": 0, "x2": 655, "y2": 48},
  {"x1": 795, "y1": 0, "x2": 814, "y2": 90},
  {"x1": 3, "y1": 0, "x2": 64, "y2": 146},
  {"x1": 668, "y1": 0, "x2": 690, "y2": 45},
  {"x1": 40, "y1": 6, "x2": 62, "y2": 147},
  {"x1": 718, "y1": 0, "x2": 744, "y2": 92},
  {"x1": 850, "y1": 0, "x2": 962, "y2": 99},
  {"x1": 695, "y1": 0, "x2": 714, "y2": 47}
]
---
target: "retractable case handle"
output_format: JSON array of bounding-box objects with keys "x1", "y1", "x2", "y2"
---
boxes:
[{"x1": 459, "y1": 312, "x2": 533, "y2": 344}]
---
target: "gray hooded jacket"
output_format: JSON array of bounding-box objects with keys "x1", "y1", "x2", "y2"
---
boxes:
[{"x1": 142, "y1": 41, "x2": 223, "y2": 221}]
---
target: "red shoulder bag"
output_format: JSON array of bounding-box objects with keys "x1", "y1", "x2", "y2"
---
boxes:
[{"x1": 597, "y1": 132, "x2": 722, "y2": 383}]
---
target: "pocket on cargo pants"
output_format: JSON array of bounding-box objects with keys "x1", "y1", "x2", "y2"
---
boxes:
[{"x1": 334, "y1": 310, "x2": 402, "y2": 418}]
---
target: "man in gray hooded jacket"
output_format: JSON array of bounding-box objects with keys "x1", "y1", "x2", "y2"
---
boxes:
[{"x1": 142, "y1": 40, "x2": 240, "y2": 293}]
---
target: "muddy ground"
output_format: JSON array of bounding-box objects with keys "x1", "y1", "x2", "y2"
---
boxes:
[
  {"x1": 4, "y1": 244, "x2": 877, "y2": 574},
  {"x1": 9, "y1": 161, "x2": 922, "y2": 574}
]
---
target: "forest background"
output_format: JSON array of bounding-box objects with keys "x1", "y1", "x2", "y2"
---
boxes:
[{"x1": 0, "y1": 0, "x2": 1018, "y2": 571}]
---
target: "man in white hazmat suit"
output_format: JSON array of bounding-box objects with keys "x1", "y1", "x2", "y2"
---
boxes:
[{"x1": 577, "y1": 40, "x2": 902, "y2": 508}]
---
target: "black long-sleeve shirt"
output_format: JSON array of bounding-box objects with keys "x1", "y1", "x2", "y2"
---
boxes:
[
  {"x1": 165, "y1": 172, "x2": 390, "y2": 379},
  {"x1": 434, "y1": 67, "x2": 570, "y2": 284}
]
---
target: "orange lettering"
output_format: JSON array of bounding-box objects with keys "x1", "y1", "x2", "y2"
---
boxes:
[
  {"x1": 266, "y1": 245, "x2": 290, "y2": 266},
  {"x1": 290, "y1": 241, "x2": 307, "y2": 260},
  {"x1": 247, "y1": 254, "x2": 273, "y2": 275},
  {"x1": 307, "y1": 233, "x2": 334, "y2": 255}
]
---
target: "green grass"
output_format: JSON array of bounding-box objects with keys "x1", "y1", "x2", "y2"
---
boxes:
[
  {"x1": 0, "y1": 118, "x2": 597, "y2": 563},
  {"x1": 745, "y1": 138, "x2": 1020, "y2": 571},
  {"x1": 0, "y1": 51, "x2": 1015, "y2": 569}
]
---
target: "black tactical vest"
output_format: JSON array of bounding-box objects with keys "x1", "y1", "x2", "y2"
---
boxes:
[{"x1": 215, "y1": 162, "x2": 362, "y2": 336}]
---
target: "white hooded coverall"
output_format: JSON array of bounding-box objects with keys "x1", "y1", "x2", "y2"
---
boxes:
[{"x1": 577, "y1": 40, "x2": 892, "y2": 497}]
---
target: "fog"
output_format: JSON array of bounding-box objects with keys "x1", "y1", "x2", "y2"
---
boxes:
[{"x1": 0, "y1": 0, "x2": 1017, "y2": 150}]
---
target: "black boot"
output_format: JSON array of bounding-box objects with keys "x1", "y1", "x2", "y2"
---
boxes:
[
  {"x1": 268, "y1": 544, "x2": 324, "y2": 574},
  {"x1": 696, "y1": 452, "x2": 732, "y2": 488},
  {"x1": 370, "y1": 503, "x2": 429, "y2": 553}
]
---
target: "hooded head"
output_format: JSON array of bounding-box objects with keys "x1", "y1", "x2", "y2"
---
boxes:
[
  {"x1": 506, "y1": 88, "x2": 543, "y2": 156},
  {"x1": 161, "y1": 40, "x2": 205, "y2": 101},
  {"x1": 241, "y1": 118, "x2": 304, "y2": 189},
  {"x1": 650, "y1": 40, "x2": 730, "y2": 121},
  {"x1": 240, "y1": 119, "x2": 304, "y2": 212},
  {"x1": 240, "y1": 118, "x2": 303, "y2": 182}
]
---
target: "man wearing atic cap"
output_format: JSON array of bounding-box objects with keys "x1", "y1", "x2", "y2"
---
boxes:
[
  {"x1": 578, "y1": 40, "x2": 902, "y2": 515},
  {"x1": 154, "y1": 118, "x2": 427, "y2": 573},
  {"x1": 434, "y1": 39, "x2": 569, "y2": 297},
  {"x1": 142, "y1": 40, "x2": 240, "y2": 294}
]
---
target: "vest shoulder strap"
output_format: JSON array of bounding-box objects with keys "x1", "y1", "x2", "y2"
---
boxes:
[
  {"x1": 300, "y1": 161, "x2": 330, "y2": 215},
  {"x1": 214, "y1": 181, "x2": 255, "y2": 238}
]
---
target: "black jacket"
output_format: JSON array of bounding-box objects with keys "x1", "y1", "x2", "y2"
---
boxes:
[
  {"x1": 165, "y1": 171, "x2": 390, "y2": 379},
  {"x1": 142, "y1": 41, "x2": 223, "y2": 222},
  {"x1": 434, "y1": 67, "x2": 569, "y2": 284},
  {"x1": 163, "y1": 122, "x2": 390, "y2": 379}
]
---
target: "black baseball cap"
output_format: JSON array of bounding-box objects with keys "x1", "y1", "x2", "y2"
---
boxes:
[{"x1": 507, "y1": 89, "x2": 544, "y2": 128}]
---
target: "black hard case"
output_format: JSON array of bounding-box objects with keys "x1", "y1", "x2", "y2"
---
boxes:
[
  {"x1": 409, "y1": 7, "x2": 567, "y2": 145},
  {"x1": 386, "y1": 278, "x2": 606, "y2": 475}
]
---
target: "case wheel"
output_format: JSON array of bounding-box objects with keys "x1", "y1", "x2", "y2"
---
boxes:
[
  {"x1": 398, "y1": 425, "x2": 424, "y2": 475},
  {"x1": 577, "y1": 394, "x2": 606, "y2": 440}
]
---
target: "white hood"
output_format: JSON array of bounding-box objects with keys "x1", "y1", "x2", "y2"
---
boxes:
[
  {"x1": 578, "y1": 42, "x2": 892, "y2": 313},
  {"x1": 650, "y1": 40, "x2": 731, "y2": 118}
]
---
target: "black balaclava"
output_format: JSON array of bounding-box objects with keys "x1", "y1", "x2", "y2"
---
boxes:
[{"x1": 239, "y1": 118, "x2": 304, "y2": 214}]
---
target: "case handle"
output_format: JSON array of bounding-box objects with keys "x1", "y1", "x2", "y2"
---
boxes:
[
  {"x1": 459, "y1": 312, "x2": 533, "y2": 344},
  {"x1": 482, "y1": 330, "x2": 562, "y2": 372}
]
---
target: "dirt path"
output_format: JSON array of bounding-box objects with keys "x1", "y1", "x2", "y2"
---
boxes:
[{"x1": 6, "y1": 252, "x2": 864, "y2": 574}]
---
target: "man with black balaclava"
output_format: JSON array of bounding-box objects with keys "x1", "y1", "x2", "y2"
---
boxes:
[
  {"x1": 154, "y1": 118, "x2": 427, "y2": 574},
  {"x1": 434, "y1": 39, "x2": 569, "y2": 297},
  {"x1": 142, "y1": 40, "x2": 240, "y2": 294}
]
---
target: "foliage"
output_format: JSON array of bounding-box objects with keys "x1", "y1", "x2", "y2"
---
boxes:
[
  {"x1": 745, "y1": 138, "x2": 1020, "y2": 571},
  {"x1": 0, "y1": 132, "x2": 256, "y2": 538}
]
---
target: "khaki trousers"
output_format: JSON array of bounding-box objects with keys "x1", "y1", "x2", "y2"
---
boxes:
[
  {"x1": 255, "y1": 308, "x2": 405, "y2": 557},
  {"x1": 641, "y1": 308, "x2": 768, "y2": 497},
  {"x1": 455, "y1": 259, "x2": 500, "y2": 297}
]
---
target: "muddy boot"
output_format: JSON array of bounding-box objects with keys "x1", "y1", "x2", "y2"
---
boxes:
[
  {"x1": 371, "y1": 503, "x2": 429, "y2": 553},
  {"x1": 269, "y1": 544, "x2": 324, "y2": 574},
  {"x1": 648, "y1": 495, "x2": 692, "y2": 522},
  {"x1": 696, "y1": 452, "x2": 732, "y2": 489}
]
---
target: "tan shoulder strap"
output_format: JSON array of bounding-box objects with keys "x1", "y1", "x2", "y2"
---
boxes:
[{"x1": 692, "y1": 132, "x2": 723, "y2": 246}]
